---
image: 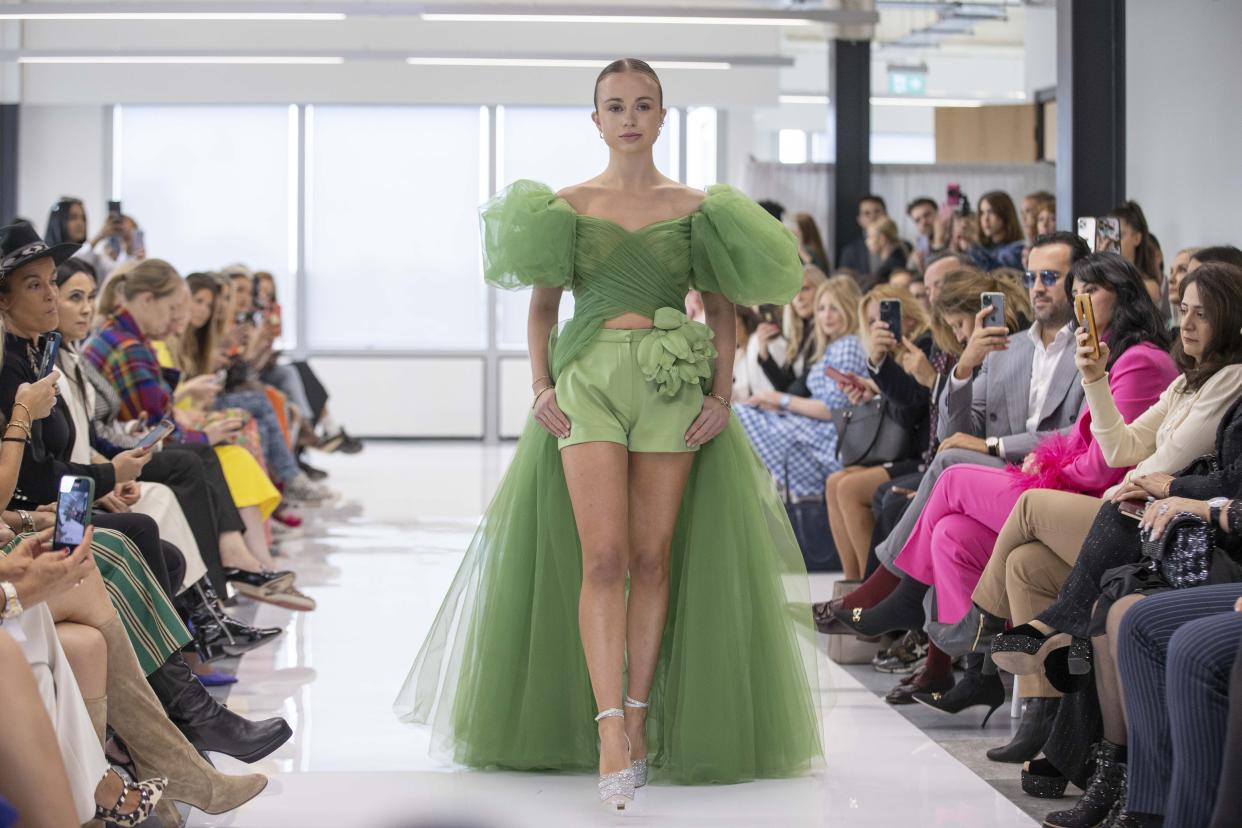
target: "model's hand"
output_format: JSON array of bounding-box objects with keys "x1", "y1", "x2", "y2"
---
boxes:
[
  {"x1": 1075, "y1": 328, "x2": 1110, "y2": 384},
  {"x1": 6, "y1": 529, "x2": 96, "y2": 608},
  {"x1": 937, "y1": 432, "x2": 988, "y2": 456},
  {"x1": 754, "y1": 323, "x2": 781, "y2": 359},
  {"x1": 686, "y1": 396, "x2": 730, "y2": 448},
  {"x1": 1140, "y1": 497, "x2": 1209, "y2": 539},
  {"x1": 533, "y1": 389, "x2": 570, "y2": 439}
]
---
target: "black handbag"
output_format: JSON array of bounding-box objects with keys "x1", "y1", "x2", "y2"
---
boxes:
[
  {"x1": 782, "y1": 443, "x2": 841, "y2": 572},
  {"x1": 832, "y1": 397, "x2": 911, "y2": 467}
]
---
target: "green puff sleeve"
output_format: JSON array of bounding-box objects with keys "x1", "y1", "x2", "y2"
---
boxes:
[
  {"x1": 480, "y1": 179, "x2": 576, "y2": 290},
  {"x1": 690, "y1": 184, "x2": 803, "y2": 305}
]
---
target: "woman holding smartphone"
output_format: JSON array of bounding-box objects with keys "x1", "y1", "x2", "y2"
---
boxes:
[{"x1": 396, "y1": 59, "x2": 822, "y2": 810}]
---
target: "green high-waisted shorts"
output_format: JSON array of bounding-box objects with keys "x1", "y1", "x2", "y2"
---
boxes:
[{"x1": 556, "y1": 328, "x2": 704, "y2": 453}]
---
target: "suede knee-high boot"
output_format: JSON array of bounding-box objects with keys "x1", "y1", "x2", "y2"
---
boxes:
[{"x1": 98, "y1": 617, "x2": 268, "y2": 817}]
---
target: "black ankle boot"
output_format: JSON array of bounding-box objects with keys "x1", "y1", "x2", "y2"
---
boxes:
[
  {"x1": 177, "y1": 582, "x2": 283, "y2": 659},
  {"x1": 986, "y1": 697, "x2": 1060, "y2": 763},
  {"x1": 147, "y1": 653, "x2": 292, "y2": 763},
  {"x1": 1043, "y1": 740, "x2": 1127, "y2": 828},
  {"x1": 910, "y1": 653, "x2": 1006, "y2": 726}
]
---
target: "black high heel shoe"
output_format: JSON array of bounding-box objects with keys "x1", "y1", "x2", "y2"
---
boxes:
[
  {"x1": 910, "y1": 654, "x2": 1006, "y2": 726},
  {"x1": 1021, "y1": 757, "x2": 1070, "y2": 799},
  {"x1": 991, "y1": 623, "x2": 1072, "y2": 676},
  {"x1": 1044, "y1": 646, "x2": 1092, "y2": 694}
]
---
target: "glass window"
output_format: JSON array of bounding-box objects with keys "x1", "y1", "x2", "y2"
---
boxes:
[
  {"x1": 494, "y1": 106, "x2": 676, "y2": 349},
  {"x1": 871, "y1": 132, "x2": 936, "y2": 164},
  {"x1": 116, "y1": 105, "x2": 295, "y2": 340},
  {"x1": 305, "y1": 106, "x2": 486, "y2": 349},
  {"x1": 685, "y1": 107, "x2": 718, "y2": 191},
  {"x1": 778, "y1": 129, "x2": 808, "y2": 164}
]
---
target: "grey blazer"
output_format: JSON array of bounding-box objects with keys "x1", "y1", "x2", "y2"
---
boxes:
[{"x1": 938, "y1": 327, "x2": 1085, "y2": 463}]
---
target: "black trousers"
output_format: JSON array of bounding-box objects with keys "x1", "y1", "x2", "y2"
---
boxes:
[
  {"x1": 155, "y1": 443, "x2": 248, "y2": 593},
  {"x1": 93, "y1": 512, "x2": 185, "y2": 600},
  {"x1": 293, "y1": 361, "x2": 329, "y2": 424},
  {"x1": 1210, "y1": 635, "x2": 1242, "y2": 828},
  {"x1": 864, "y1": 471, "x2": 923, "y2": 578},
  {"x1": 1038, "y1": 501, "x2": 1141, "y2": 639}
]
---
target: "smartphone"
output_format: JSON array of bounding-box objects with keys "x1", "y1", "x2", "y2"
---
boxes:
[
  {"x1": 946, "y1": 183, "x2": 962, "y2": 209},
  {"x1": 757, "y1": 304, "x2": 781, "y2": 325},
  {"x1": 824, "y1": 365, "x2": 864, "y2": 390},
  {"x1": 54, "y1": 475, "x2": 94, "y2": 550},
  {"x1": 37, "y1": 332, "x2": 62, "y2": 379},
  {"x1": 981, "y1": 292, "x2": 1005, "y2": 329},
  {"x1": 879, "y1": 299, "x2": 903, "y2": 345},
  {"x1": 1075, "y1": 293, "x2": 1101, "y2": 359},
  {"x1": 134, "y1": 418, "x2": 175, "y2": 450},
  {"x1": 107, "y1": 199, "x2": 122, "y2": 216},
  {"x1": 1077, "y1": 217, "x2": 1122, "y2": 254},
  {"x1": 1118, "y1": 500, "x2": 1146, "y2": 521},
  {"x1": 133, "y1": 227, "x2": 145, "y2": 252}
]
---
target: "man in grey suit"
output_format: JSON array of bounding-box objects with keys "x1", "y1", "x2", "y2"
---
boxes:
[{"x1": 823, "y1": 231, "x2": 1092, "y2": 638}]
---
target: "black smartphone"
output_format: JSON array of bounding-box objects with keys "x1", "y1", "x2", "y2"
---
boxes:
[
  {"x1": 37, "y1": 332, "x2": 62, "y2": 379},
  {"x1": 134, "y1": 418, "x2": 175, "y2": 450},
  {"x1": 981, "y1": 292, "x2": 1005, "y2": 329},
  {"x1": 107, "y1": 199, "x2": 122, "y2": 217},
  {"x1": 757, "y1": 304, "x2": 781, "y2": 325},
  {"x1": 879, "y1": 299, "x2": 903, "y2": 344},
  {"x1": 54, "y1": 475, "x2": 94, "y2": 549}
]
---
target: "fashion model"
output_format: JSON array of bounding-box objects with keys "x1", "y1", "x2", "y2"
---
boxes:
[{"x1": 395, "y1": 58, "x2": 822, "y2": 812}]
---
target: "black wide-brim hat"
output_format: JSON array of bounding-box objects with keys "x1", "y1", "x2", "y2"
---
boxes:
[{"x1": 0, "y1": 222, "x2": 81, "y2": 283}]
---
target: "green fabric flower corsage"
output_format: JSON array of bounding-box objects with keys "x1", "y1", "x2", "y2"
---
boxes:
[{"x1": 636, "y1": 307, "x2": 718, "y2": 397}]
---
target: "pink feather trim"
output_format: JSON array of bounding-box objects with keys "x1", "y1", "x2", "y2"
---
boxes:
[{"x1": 1004, "y1": 433, "x2": 1084, "y2": 493}]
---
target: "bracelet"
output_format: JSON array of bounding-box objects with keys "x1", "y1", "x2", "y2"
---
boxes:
[
  {"x1": 12, "y1": 402, "x2": 32, "y2": 425},
  {"x1": 706, "y1": 393, "x2": 731, "y2": 411},
  {"x1": 16, "y1": 510, "x2": 33, "y2": 534},
  {"x1": 532, "y1": 378, "x2": 554, "y2": 394},
  {"x1": 531, "y1": 375, "x2": 552, "y2": 390},
  {"x1": 4, "y1": 420, "x2": 30, "y2": 440},
  {"x1": 1, "y1": 437, "x2": 25, "y2": 445},
  {"x1": 532, "y1": 386, "x2": 555, "y2": 409}
]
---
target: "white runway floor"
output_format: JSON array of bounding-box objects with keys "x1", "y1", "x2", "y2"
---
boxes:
[{"x1": 187, "y1": 443, "x2": 1037, "y2": 828}]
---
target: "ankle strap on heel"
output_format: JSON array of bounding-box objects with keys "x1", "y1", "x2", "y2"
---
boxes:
[
  {"x1": 624, "y1": 696, "x2": 649, "y2": 709},
  {"x1": 595, "y1": 708, "x2": 624, "y2": 722}
]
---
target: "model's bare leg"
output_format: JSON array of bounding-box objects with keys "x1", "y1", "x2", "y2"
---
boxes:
[
  {"x1": 0, "y1": 631, "x2": 80, "y2": 828},
  {"x1": 624, "y1": 451, "x2": 696, "y2": 761},
  {"x1": 562, "y1": 441, "x2": 632, "y2": 777}
]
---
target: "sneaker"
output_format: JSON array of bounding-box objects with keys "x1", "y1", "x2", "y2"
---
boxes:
[
  {"x1": 873, "y1": 630, "x2": 929, "y2": 674},
  {"x1": 285, "y1": 473, "x2": 333, "y2": 505}
]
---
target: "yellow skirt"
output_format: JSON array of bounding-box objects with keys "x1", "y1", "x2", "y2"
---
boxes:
[{"x1": 215, "y1": 445, "x2": 281, "y2": 519}]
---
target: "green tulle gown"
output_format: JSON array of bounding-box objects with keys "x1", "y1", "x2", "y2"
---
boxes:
[{"x1": 394, "y1": 180, "x2": 824, "y2": 784}]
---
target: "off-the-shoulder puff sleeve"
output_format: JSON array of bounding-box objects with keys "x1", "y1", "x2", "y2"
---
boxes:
[
  {"x1": 479, "y1": 179, "x2": 576, "y2": 290},
  {"x1": 690, "y1": 184, "x2": 804, "y2": 305}
]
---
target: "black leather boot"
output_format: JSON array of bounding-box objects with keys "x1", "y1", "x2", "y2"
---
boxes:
[
  {"x1": 986, "y1": 697, "x2": 1060, "y2": 763},
  {"x1": 178, "y1": 581, "x2": 282, "y2": 659},
  {"x1": 147, "y1": 653, "x2": 292, "y2": 763}
]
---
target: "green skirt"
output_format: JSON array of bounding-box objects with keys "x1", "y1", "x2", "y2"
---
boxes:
[
  {"x1": 4, "y1": 529, "x2": 191, "y2": 675},
  {"x1": 394, "y1": 415, "x2": 824, "y2": 784}
]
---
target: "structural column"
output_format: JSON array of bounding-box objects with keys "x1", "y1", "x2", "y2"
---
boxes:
[
  {"x1": 1055, "y1": 0, "x2": 1125, "y2": 226},
  {"x1": 830, "y1": 38, "x2": 870, "y2": 264},
  {"x1": 0, "y1": 105, "x2": 16, "y2": 224}
]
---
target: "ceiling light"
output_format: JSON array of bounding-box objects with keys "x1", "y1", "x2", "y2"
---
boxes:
[
  {"x1": 779, "y1": 94, "x2": 989, "y2": 108},
  {"x1": 406, "y1": 57, "x2": 731, "y2": 70},
  {"x1": 18, "y1": 55, "x2": 345, "y2": 64},
  {"x1": 779, "y1": 95, "x2": 830, "y2": 105},
  {"x1": 420, "y1": 13, "x2": 812, "y2": 26},
  {"x1": 0, "y1": 12, "x2": 344, "y2": 20}
]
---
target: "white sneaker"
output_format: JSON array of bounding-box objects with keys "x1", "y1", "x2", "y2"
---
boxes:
[{"x1": 285, "y1": 473, "x2": 333, "y2": 504}]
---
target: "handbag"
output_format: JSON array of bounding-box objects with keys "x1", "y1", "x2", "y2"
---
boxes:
[
  {"x1": 832, "y1": 397, "x2": 911, "y2": 467},
  {"x1": 782, "y1": 444, "x2": 841, "y2": 572},
  {"x1": 1140, "y1": 512, "x2": 1215, "y2": 590}
]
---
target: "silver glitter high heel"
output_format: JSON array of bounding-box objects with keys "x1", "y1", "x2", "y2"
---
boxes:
[
  {"x1": 624, "y1": 696, "x2": 649, "y2": 787},
  {"x1": 595, "y1": 708, "x2": 635, "y2": 812}
]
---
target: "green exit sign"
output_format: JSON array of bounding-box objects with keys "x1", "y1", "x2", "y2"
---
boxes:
[{"x1": 888, "y1": 69, "x2": 927, "y2": 96}]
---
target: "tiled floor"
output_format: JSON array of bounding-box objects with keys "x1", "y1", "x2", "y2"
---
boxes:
[{"x1": 186, "y1": 443, "x2": 1038, "y2": 827}]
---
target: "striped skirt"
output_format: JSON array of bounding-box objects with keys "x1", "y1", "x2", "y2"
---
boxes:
[{"x1": 3, "y1": 528, "x2": 191, "y2": 675}]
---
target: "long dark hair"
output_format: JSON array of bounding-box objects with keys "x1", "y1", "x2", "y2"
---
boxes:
[
  {"x1": 45, "y1": 198, "x2": 85, "y2": 247},
  {"x1": 1068, "y1": 253, "x2": 1170, "y2": 370},
  {"x1": 1174, "y1": 263, "x2": 1242, "y2": 392},
  {"x1": 1108, "y1": 200, "x2": 1160, "y2": 283},
  {"x1": 979, "y1": 191, "x2": 1024, "y2": 245}
]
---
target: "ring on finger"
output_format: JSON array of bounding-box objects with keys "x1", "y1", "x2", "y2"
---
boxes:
[{"x1": 1157, "y1": 504, "x2": 1170, "y2": 514}]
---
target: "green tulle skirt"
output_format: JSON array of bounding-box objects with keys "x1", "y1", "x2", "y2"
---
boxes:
[{"x1": 394, "y1": 415, "x2": 824, "y2": 784}]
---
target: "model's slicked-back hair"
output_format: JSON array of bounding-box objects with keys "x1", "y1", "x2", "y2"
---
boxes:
[{"x1": 594, "y1": 58, "x2": 663, "y2": 109}]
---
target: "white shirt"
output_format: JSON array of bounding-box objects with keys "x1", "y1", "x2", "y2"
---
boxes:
[{"x1": 1025, "y1": 322, "x2": 1076, "y2": 434}]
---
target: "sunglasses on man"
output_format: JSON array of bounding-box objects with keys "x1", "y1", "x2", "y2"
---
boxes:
[{"x1": 1023, "y1": 270, "x2": 1063, "y2": 289}]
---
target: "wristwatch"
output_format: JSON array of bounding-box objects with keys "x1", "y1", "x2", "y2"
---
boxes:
[
  {"x1": 1208, "y1": 497, "x2": 1230, "y2": 528},
  {"x1": 0, "y1": 581, "x2": 21, "y2": 622},
  {"x1": 779, "y1": 394, "x2": 792, "y2": 411},
  {"x1": 985, "y1": 436, "x2": 1000, "y2": 457}
]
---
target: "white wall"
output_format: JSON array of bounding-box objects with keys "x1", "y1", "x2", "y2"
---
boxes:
[
  {"x1": 1126, "y1": 0, "x2": 1242, "y2": 255},
  {"x1": 1022, "y1": 5, "x2": 1056, "y2": 98},
  {"x1": 16, "y1": 105, "x2": 108, "y2": 228}
]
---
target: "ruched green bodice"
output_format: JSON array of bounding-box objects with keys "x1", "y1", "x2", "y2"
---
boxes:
[{"x1": 480, "y1": 180, "x2": 805, "y2": 383}]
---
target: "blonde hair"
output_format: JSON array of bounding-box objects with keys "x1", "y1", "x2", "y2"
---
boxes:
[
  {"x1": 811, "y1": 276, "x2": 862, "y2": 363},
  {"x1": 96, "y1": 258, "x2": 183, "y2": 319},
  {"x1": 930, "y1": 267, "x2": 1032, "y2": 355},
  {"x1": 869, "y1": 217, "x2": 900, "y2": 246},
  {"x1": 783, "y1": 264, "x2": 830, "y2": 368},
  {"x1": 858, "y1": 284, "x2": 930, "y2": 352}
]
